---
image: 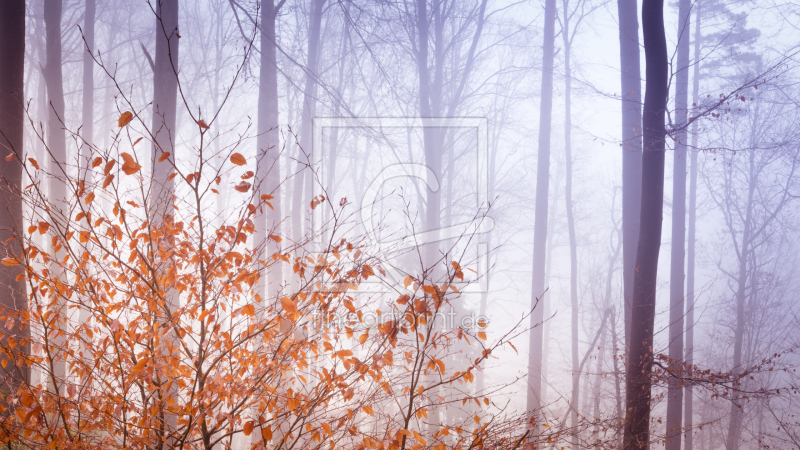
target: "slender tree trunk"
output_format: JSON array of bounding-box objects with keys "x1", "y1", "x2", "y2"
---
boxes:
[
  {"x1": 0, "y1": 0, "x2": 30, "y2": 401},
  {"x1": 527, "y1": 0, "x2": 556, "y2": 421},
  {"x1": 150, "y1": 0, "x2": 179, "y2": 219},
  {"x1": 291, "y1": 0, "x2": 325, "y2": 245},
  {"x1": 623, "y1": 0, "x2": 668, "y2": 448},
  {"x1": 255, "y1": 0, "x2": 282, "y2": 300},
  {"x1": 44, "y1": 0, "x2": 68, "y2": 397},
  {"x1": 561, "y1": 3, "x2": 580, "y2": 445},
  {"x1": 725, "y1": 146, "x2": 756, "y2": 450},
  {"x1": 684, "y1": 4, "x2": 702, "y2": 450},
  {"x1": 611, "y1": 312, "x2": 623, "y2": 449},
  {"x1": 149, "y1": 0, "x2": 180, "y2": 444},
  {"x1": 81, "y1": 0, "x2": 96, "y2": 174},
  {"x1": 541, "y1": 177, "x2": 560, "y2": 404},
  {"x1": 592, "y1": 323, "x2": 607, "y2": 447},
  {"x1": 77, "y1": 0, "x2": 97, "y2": 395},
  {"x1": 253, "y1": 2, "x2": 283, "y2": 444},
  {"x1": 666, "y1": 0, "x2": 691, "y2": 447},
  {"x1": 617, "y1": 0, "x2": 643, "y2": 348}
]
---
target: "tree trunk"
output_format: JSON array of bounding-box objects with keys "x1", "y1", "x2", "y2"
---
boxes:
[
  {"x1": 81, "y1": 0, "x2": 96, "y2": 174},
  {"x1": 617, "y1": 0, "x2": 643, "y2": 349},
  {"x1": 561, "y1": 2, "x2": 580, "y2": 445},
  {"x1": 77, "y1": 0, "x2": 97, "y2": 392},
  {"x1": 684, "y1": 4, "x2": 702, "y2": 450},
  {"x1": 291, "y1": 0, "x2": 325, "y2": 245},
  {"x1": 526, "y1": 0, "x2": 556, "y2": 420},
  {"x1": 0, "y1": 0, "x2": 30, "y2": 400},
  {"x1": 623, "y1": 0, "x2": 668, "y2": 448},
  {"x1": 725, "y1": 139, "x2": 756, "y2": 450},
  {"x1": 150, "y1": 0, "x2": 179, "y2": 220},
  {"x1": 44, "y1": 0, "x2": 68, "y2": 397},
  {"x1": 666, "y1": 0, "x2": 691, "y2": 447},
  {"x1": 253, "y1": 2, "x2": 283, "y2": 445},
  {"x1": 149, "y1": 0, "x2": 180, "y2": 445}
]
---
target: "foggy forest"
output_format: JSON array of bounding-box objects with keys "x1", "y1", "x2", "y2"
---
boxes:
[{"x1": 1, "y1": 0, "x2": 800, "y2": 448}]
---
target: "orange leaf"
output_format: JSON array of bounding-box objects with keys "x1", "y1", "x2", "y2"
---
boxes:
[
  {"x1": 241, "y1": 170, "x2": 254, "y2": 179},
  {"x1": 261, "y1": 426, "x2": 272, "y2": 441},
  {"x1": 103, "y1": 174, "x2": 114, "y2": 189},
  {"x1": 133, "y1": 136, "x2": 143, "y2": 146},
  {"x1": 241, "y1": 304, "x2": 255, "y2": 317},
  {"x1": 269, "y1": 234, "x2": 282, "y2": 243},
  {"x1": 477, "y1": 331, "x2": 487, "y2": 340},
  {"x1": 363, "y1": 405, "x2": 374, "y2": 416},
  {"x1": 1, "y1": 258, "x2": 18, "y2": 267},
  {"x1": 84, "y1": 192, "x2": 95, "y2": 204},
  {"x1": 118, "y1": 111, "x2": 134, "y2": 127},
  {"x1": 335, "y1": 350, "x2": 353, "y2": 359},
  {"x1": 243, "y1": 421, "x2": 255, "y2": 436},
  {"x1": 5, "y1": 154, "x2": 14, "y2": 162},
  {"x1": 197, "y1": 119, "x2": 210, "y2": 129},
  {"x1": 28, "y1": 158, "x2": 40, "y2": 170},
  {"x1": 37, "y1": 222, "x2": 50, "y2": 235},
  {"x1": 281, "y1": 297, "x2": 296, "y2": 313},
  {"x1": 234, "y1": 181, "x2": 251, "y2": 193},
  {"x1": 104, "y1": 159, "x2": 115, "y2": 176},
  {"x1": 230, "y1": 153, "x2": 246, "y2": 166},
  {"x1": 158, "y1": 152, "x2": 171, "y2": 162},
  {"x1": 91, "y1": 157, "x2": 103, "y2": 168}
]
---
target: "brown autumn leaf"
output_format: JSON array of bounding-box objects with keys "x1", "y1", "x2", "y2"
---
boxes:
[
  {"x1": 118, "y1": 111, "x2": 134, "y2": 127},
  {"x1": 197, "y1": 119, "x2": 210, "y2": 129},
  {"x1": 158, "y1": 152, "x2": 171, "y2": 162},
  {"x1": 281, "y1": 297, "x2": 297, "y2": 313},
  {"x1": 104, "y1": 159, "x2": 115, "y2": 176},
  {"x1": 234, "y1": 181, "x2": 251, "y2": 193},
  {"x1": 5, "y1": 154, "x2": 14, "y2": 162},
  {"x1": 103, "y1": 174, "x2": 114, "y2": 189},
  {"x1": 310, "y1": 195, "x2": 325, "y2": 210},
  {"x1": 84, "y1": 192, "x2": 95, "y2": 204},
  {"x1": 133, "y1": 137, "x2": 143, "y2": 146},
  {"x1": 28, "y1": 158, "x2": 40, "y2": 170},
  {"x1": 230, "y1": 153, "x2": 246, "y2": 166},
  {"x1": 122, "y1": 160, "x2": 142, "y2": 175},
  {"x1": 37, "y1": 221, "x2": 50, "y2": 235},
  {"x1": 92, "y1": 156, "x2": 103, "y2": 168},
  {"x1": 243, "y1": 421, "x2": 255, "y2": 436},
  {"x1": 241, "y1": 170, "x2": 254, "y2": 180}
]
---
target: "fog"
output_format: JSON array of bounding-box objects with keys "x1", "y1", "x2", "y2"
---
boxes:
[{"x1": 1, "y1": 0, "x2": 799, "y2": 448}]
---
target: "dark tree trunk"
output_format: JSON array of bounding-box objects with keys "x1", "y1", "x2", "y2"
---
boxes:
[
  {"x1": 617, "y1": 0, "x2": 643, "y2": 349},
  {"x1": 0, "y1": 0, "x2": 30, "y2": 400},
  {"x1": 684, "y1": 4, "x2": 702, "y2": 450},
  {"x1": 150, "y1": 0, "x2": 180, "y2": 220},
  {"x1": 623, "y1": 0, "x2": 668, "y2": 448},
  {"x1": 527, "y1": 0, "x2": 557, "y2": 420},
  {"x1": 149, "y1": 1, "x2": 180, "y2": 445},
  {"x1": 666, "y1": 0, "x2": 691, "y2": 447}
]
